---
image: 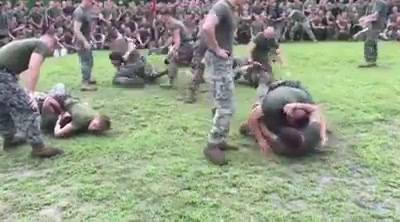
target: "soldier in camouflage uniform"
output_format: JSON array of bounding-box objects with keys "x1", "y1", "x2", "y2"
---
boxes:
[
  {"x1": 184, "y1": 40, "x2": 208, "y2": 103},
  {"x1": 358, "y1": 0, "x2": 388, "y2": 67},
  {"x1": 288, "y1": 9, "x2": 317, "y2": 42},
  {"x1": 184, "y1": 19, "x2": 208, "y2": 104},
  {"x1": 73, "y1": 0, "x2": 97, "y2": 91},
  {"x1": 251, "y1": 28, "x2": 280, "y2": 76},
  {"x1": 0, "y1": 34, "x2": 64, "y2": 158},
  {"x1": 250, "y1": 27, "x2": 281, "y2": 102},
  {"x1": 159, "y1": 7, "x2": 194, "y2": 89},
  {"x1": 202, "y1": 0, "x2": 246, "y2": 165},
  {"x1": 110, "y1": 49, "x2": 168, "y2": 88}
]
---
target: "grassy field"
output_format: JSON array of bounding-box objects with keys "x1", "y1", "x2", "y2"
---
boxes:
[{"x1": 1, "y1": 42, "x2": 400, "y2": 221}]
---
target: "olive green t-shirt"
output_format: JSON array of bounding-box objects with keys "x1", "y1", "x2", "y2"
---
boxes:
[
  {"x1": 290, "y1": 10, "x2": 306, "y2": 22},
  {"x1": 73, "y1": 6, "x2": 92, "y2": 41},
  {"x1": 209, "y1": 0, "x2": 237, "y2": 53},
  {"x1": 0, "y1": 38, "x2": 52, "y2": 74},
  {"x1": 261, "y1": 86, "x2": 313, "y2": 134},
  {"x1": 66, "y1": 102, "x2": 97, "y2": 130},
  {"x1": 251, "y1": 32, "x2": 279, "y2": 65},
  {"x1": 48, "y1": 7, "x2": 62, "y2": 19},
  {"x1": 371, "y1": 0, "x2": 388, "y2": 30},
  {"x1": 251, "y1": 20, "x2": 265, "y2": 36},
  {"x1": 30, "y1": 10, "x2": 43, "y2": 24},
  {"x1": 168, "y1": 18, "x2": 191, "y2": 42},
  {"x1": 301, "y1": 121, "x2": 321, "y2": 150}
]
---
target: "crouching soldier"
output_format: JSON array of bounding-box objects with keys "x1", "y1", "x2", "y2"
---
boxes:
[{"x1": 110, "y1": 50, "x2": 168, "y2": 88}]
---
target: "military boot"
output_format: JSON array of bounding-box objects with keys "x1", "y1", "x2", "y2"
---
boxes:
[
  {"x1": 358, "y1": 62, "x2": 377, "y2": 68},
  {"x1": 31, "y1": 145, "x2": 64, "y2": 158},
  {"x1": 184, "y1": 88, "x2": 197, "y2": 104},
  {"x1": 219, "y1": 142, "x2": 239, "y2": 151},
  {"x1": 160, "y1": 77, "x2": 175, "y2": 89},
  {"x1": 81, "y1": 81, "x2": 97, "y2": 91},
  {"x1": 203, "y1": 143, "x2": 227, "y2": 166}
]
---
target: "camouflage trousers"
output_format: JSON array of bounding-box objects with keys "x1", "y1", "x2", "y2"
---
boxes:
[
  {"x1": 188, "y1": 41, "x2": 207, "y2": 95},
  {"x1": 78, "y1": 49, "x2": 94, "y2": 82},
  {"x1": 0, "y1": 71, "x2": 44, "y2": 149},
  {"x1": 364, "y1": 28, "x2": 380, "y2": 63},
  {"x1": 188, "y1": 65, "x2": 205, "y2": 94},
  {"x1": 205, "y1": 51, "x2": 235, "y2": 144},
  {"x1": 36, "y1": 83, "x2": 70, "y2": 131}
]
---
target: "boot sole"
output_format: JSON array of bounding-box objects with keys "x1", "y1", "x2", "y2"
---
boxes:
[{"x1": 203, "y1": 148, "x2": 227, "y2": 165}]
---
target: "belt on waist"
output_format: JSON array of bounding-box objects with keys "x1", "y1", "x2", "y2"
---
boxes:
[{"x1": 206, "y1": 49, "x2": 232, "y2": 57}]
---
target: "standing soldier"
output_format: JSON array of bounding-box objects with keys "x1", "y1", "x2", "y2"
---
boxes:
[
  {"x1": 73, "y1": 0, "x2": 97, "y2": 91},
  {"x1": 358, "y1": 0, "x2": 388, "y2": 67},
  {"x1": 201, "y1": 0, "x2": 246, "y2": 165},
  {"x1": 0, "y1": 33, "x2": 64, "y2": 158}
]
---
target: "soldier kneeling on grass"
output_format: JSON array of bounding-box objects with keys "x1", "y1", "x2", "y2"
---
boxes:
[
  {"x1": 240, "y1": 80, "x2": 328, "y2": 157},
  {"x1": 110, "y1": 49, "x2": 168, "y2": 88}
]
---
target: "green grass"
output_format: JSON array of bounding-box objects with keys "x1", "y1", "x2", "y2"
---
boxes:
[{"x1": 1, "y1": 42, "x2": 400, "y2": 221}]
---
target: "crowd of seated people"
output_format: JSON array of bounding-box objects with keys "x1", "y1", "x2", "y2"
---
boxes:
[{"x1": 0, "y1": 0, "x2": 398, "y2": 56}]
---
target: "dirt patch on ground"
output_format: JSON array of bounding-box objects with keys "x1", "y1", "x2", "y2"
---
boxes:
[
  {"x1": 38, "y1": 206, "x2": 63, "y2": 222},
  {"x1": 0, "y1": 201, "x2": 11, "y2": 220}
]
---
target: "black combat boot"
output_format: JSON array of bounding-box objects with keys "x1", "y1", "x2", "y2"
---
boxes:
[
  {"x1": 358, "y1": 62, "x2": 377, "y2": 68},
  {"x1": 184, "y1": 88, "x2": 197, "y2": 104},
  {"x1": 219, "y1": 142, "x2": 239, "y2": 151},
  {"x1": 203, "y1": 143, "x2": 227, "y2": 166},
  {"x1": 31, "y1": 145, "x2": 64, "y2": 158}
]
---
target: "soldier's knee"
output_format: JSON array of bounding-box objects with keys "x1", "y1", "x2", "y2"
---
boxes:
[
  {"x1": 217, "y1": 104, "x2": 235, "y2": 117},
  {"x1": 82, "y1": 61, "x2": 92, "y2": 70}
]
